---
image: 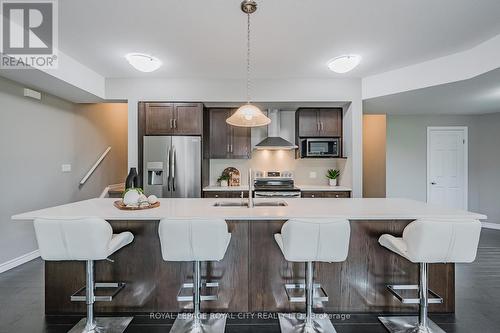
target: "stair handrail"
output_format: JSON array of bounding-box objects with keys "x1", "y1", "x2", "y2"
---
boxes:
[{"x1": 80, "y1": 146, "x2": 111, "y2": 185}]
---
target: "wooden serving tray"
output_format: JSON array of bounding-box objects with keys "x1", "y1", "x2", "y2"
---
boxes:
[{"x1": 113, "y1": 200, "x2": 160, "y2": 210}]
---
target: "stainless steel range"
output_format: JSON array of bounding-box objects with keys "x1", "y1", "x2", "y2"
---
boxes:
[{"x1": 253, "y1": 171, "x2": 301, "y2": 198}]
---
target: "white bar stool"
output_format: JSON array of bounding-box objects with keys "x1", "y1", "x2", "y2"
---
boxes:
[
  {"x1": 274, "y1": 218, "x2": 351, "y2": 333},
  {"x1": 158, "y1": 218, "x2": 231, "y2": 333},
  {"x1": 34, "y1": 217, "x2": 134, "y2": 333},
  {"x1": 378, "y1": 218, "x2": 482, "y2": 333}
]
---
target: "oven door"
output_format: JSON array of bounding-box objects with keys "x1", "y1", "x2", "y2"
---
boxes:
[{"x1": 305, "y1": 138, "x2": 339, "y2": 157}]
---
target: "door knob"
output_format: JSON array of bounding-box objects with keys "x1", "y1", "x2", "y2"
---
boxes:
[{"x1": 431, "y1": 182, "x2": 437, "y2": 185}]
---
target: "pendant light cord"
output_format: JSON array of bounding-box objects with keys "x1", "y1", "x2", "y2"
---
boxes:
[{"x1": 246, "y1": 12, "x2": 251, "y2": 104}]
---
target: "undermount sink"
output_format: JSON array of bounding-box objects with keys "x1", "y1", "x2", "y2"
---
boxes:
[
  {"x1": 213, "y1": 201, "x2": 249, "y2": 207},
  {"x1": 254, "y1": 201, "x2": 287, "y2": 207},
  {"x1": 213, "y1": 200, "x2": 288, "y2": 207}
]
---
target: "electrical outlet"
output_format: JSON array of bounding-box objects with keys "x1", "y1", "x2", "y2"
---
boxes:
[
  {"x1": 61, "y1": 164, "x2": 72, "y2": 172},
  {"x1": 309, "y1": 171, "x2": 317, "y2": 179}
]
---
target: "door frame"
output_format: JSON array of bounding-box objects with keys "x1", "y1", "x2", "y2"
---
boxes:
[{"x1": 426, "y1": 126, "x2": 468, "y2": 209}]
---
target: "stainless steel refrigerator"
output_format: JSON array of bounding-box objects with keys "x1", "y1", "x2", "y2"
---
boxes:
[{"x1": 143, "y1": 136, "x2": 201, "y2": 198}]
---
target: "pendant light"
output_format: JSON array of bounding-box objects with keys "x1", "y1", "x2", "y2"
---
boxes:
[{"x1": 226, "y1": 0, "x2": 271, "y2": 128}]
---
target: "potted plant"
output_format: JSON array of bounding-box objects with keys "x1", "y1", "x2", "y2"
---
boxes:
[
  {"x1": 218, "y1": 174, "x2": 230, "y2": 187},
  {"x1": 326, "y1": 169, "x2": 340, "y2": 186}
]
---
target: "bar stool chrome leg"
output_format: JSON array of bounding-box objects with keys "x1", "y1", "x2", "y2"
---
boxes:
[
  {"x1": 305, "y1": 262, "x2": 313, "y2": 330},
  {"x1": 69, "y1": 260, "x2": 133, "y2": 333},
  {"x1": 193, "y1": 261, "x2": 202, "y2": 331},
  {"x1": 278, "y1": 262, "x2": 336, "y2": 333},
  {"x1": 83, "y1": 260, "x2": 97, "y2": 332},
  {"x1": 170, "y1": 261, "x2": 227, "y2": 333},
  {"x1": 379, "y1": 263, "x2": 445, "y2": 333}
]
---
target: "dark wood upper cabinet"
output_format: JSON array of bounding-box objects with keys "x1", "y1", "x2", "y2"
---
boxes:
[
  {"x1": 173, "y1": 103, "x2": 203, "y2": 135},
  {"x1": 318, "y1": 108, "x2": 342, "y2": 137},
  {"x1": 145, "y1": 103, "x2": 175, "y2": 135},
  {"x1": 231, "y1": 124, "x2": 251, "y2": 158},
  {"x1": 209, "y1": 109, "x2": 231, "y2": 158},
  {"x1": 296, "y1": 108, "x2": 343, "y2": 137},
  {"x1": 297, "y1": 109, "x2": 319, "y2": 137},
  {"x1": 208, "y1": 108, "x2": 251, "y2": 159},
  {"x1": 144, "y1": 102, "x2": 203, "y2": 135}
]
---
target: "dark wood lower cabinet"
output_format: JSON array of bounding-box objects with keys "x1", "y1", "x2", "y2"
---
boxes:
[
  {"x1": 203, "y1": 191, "x2": 249, "y2": 198},
  {"x1": 45, "y1": 220, "x2": 454, "y2": 314},
  {"x1": 301, "y1": 191, "x2": 351, "y2": 198}
]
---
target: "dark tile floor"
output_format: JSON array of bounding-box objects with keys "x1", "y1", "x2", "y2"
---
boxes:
[{"x1": 1, "y1": 229, "x2": 500, "y2": 333}]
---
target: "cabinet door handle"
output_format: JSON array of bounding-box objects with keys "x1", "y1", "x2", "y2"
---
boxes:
[
  {"x1": 321, "y1": 122, "x2": 324, "y2": 131},
  {"x1": 230, "y1": 144, "x2": 233, "y2": 153},
  {"x1": 311, "y1": 194, "x2": 315, "y2": 198},
  {"x1": 227, "y1": 144, "x2": 230, "y2": 153},
  {"x1": 170, "y1": 119, "x2": 173, "y2": 129},
  {"x1": 173, "y1": 119, "x2": 177, "y2": 128},
  {"x1": 317, "y1": 122, "x2": 320, "y2": 132}
]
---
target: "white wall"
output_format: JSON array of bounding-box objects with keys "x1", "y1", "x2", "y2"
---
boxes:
[
  {"x1": 386, "y1": 113, "x2": 500, "y2": 223},
  {"x1": 106, "y1": 77, "x2": 363, "y2": 197},
  {"x1": 0, "y1": 76, "x2": 128, "y2": 266},
  {"x1": 477, "y1": 113, "x2": 500, "y2": 224}
]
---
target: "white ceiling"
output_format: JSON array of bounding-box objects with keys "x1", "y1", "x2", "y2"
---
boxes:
[
  {"x1": 363, "y1": 68, "x2": 500, "y2": 115},
  {"x1": 58, "y1": 0, "x2": 500, "y2": 79}
]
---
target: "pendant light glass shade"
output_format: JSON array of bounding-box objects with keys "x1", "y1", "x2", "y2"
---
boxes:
[{"x1": 226, "y1": 104, "x2": 271, "y2": 127}]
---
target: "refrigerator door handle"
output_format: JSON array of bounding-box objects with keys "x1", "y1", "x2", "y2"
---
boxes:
[
  {"x1": 166, "y1": 147, "x2": 170, "y2": 191},
  {"x1": 172, "y1": 147, "x2": 176, "y2": 192}
]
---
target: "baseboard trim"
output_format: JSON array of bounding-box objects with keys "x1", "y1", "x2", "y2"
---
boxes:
[
  {"x1": 0, "y1": 250, "x2": 40, "y2": 274},
  {"x1": 482, "y1": 222, "x2": 500, "y2": 230}
]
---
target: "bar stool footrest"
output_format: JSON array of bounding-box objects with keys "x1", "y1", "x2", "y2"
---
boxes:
[
  {"x1": 69, "y1": 316, "x2": 133, "y2": 333},
  {"x1": 278, "y1": 313, "x2": 337, "y2": 333},
  {"x1": 284, "y1": 283, "x2": 329, "y2": 303},
  {"x1": 170, "y1": 313, "x2": 227, "y2": 333},
  {"x1": 70, "y1": 282, "x2": 126, "y2": 302},
  {"x1": 387, "y1": 284, "x2": 443, "y2": 304},
  {"x1": 379, "y1": 315, "x2": 446, "y2": 333},
  {"x1": 177, "y1": 281, "x2": 219, "y2": 302}
]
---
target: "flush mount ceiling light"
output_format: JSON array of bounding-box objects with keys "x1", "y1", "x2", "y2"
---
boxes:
[
  {"x1": 327, "y1": 55, "x2": 361, "y2": 74},
  {"x1": 226, "y1": 0, "x2": 271, "y2": 128},
  {"x1": 125, "y1": 53, "x2": 162, "y2": 72}
]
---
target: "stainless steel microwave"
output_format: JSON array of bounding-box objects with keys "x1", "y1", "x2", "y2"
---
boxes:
[{"x1": 301, "y1": 138, "x2": 340, "y2": 157}]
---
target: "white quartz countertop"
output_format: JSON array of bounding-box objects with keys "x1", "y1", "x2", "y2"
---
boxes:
[
  {"x1": 202, "y1": 185, "x2": 352, "y2": 192},
  {"x1": 12, "y1": 198, "x2": 486, "y2": 221}
]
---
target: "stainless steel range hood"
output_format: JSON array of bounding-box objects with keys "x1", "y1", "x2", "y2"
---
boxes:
[{"x1": 255, "y1": 109, "x2": 298, "y2": 150}]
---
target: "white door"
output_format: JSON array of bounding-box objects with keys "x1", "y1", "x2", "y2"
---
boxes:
[{"x1": 427, "y1": 127, "x2": 468, "y2": 210}]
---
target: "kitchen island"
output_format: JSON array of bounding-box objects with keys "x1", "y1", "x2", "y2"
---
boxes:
[{"x1": 13, "y1": 198, "x2": 485, "y2": 315}]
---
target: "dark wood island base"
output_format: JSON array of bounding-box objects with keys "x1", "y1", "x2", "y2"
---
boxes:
[{"x1": 45, "y1": 220, "x2": 454, "y2": 315}]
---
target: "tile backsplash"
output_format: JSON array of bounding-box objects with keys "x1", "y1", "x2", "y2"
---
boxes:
[{"x1": 209, "y1": 150, "x2": 350, "y2": 187}]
